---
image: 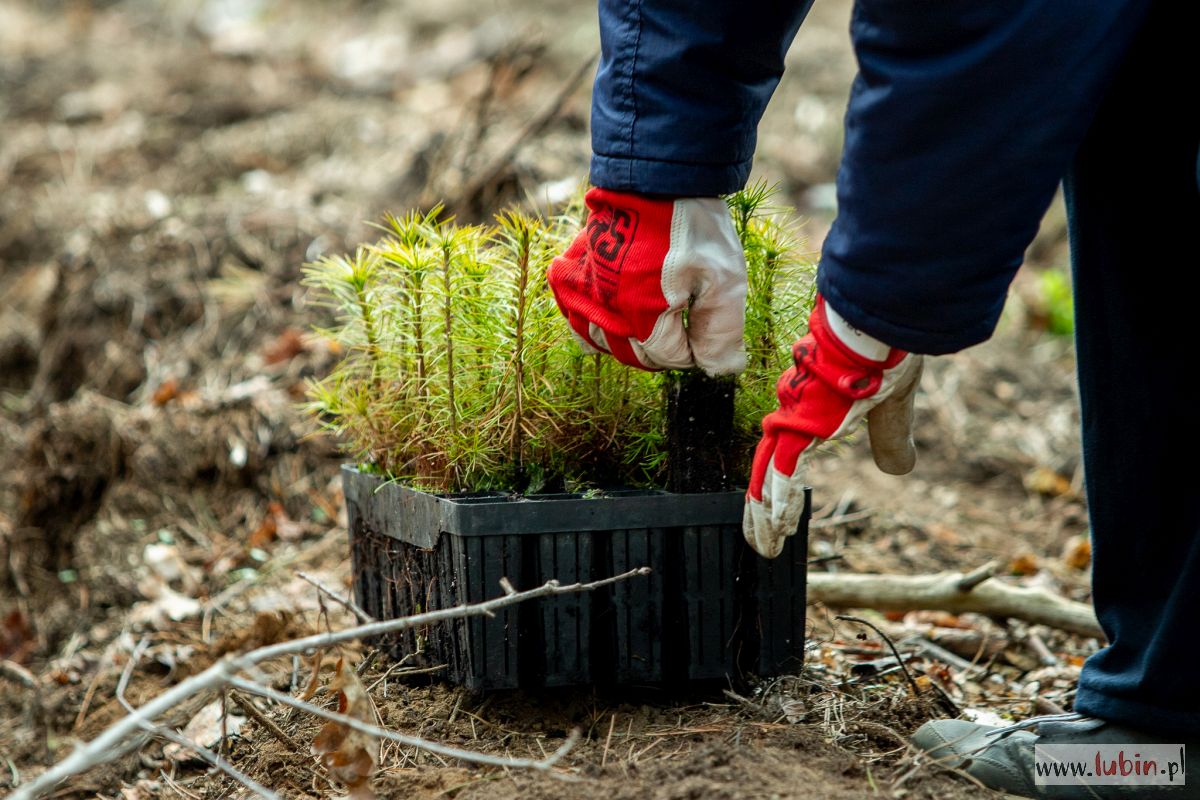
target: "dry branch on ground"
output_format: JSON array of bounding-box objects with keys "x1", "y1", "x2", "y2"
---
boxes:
[
  {"x1": 9, "y1": 570, "x2": 648, "y2": 800},
  {"x1": 808, "y1": 564, "x2": 1102, "y2": 638}
]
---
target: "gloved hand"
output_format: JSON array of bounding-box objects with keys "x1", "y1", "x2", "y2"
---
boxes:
[
  {"x1": 744, "y1": 296, "x2": 924, "y2": 558},
  {"x1": 547, "y1": 187, "x2": 747, "y2": 376}
]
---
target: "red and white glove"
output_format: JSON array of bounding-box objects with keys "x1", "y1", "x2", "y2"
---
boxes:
[
  {"x1": 547, "y1": 187, "x2": 747, "y2": 376},
  {"x1": 745, "y1": 296, "x2": 924, "y2": 558}
]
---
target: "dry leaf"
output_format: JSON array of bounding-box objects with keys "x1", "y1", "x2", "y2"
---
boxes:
[
  {"x1": 269, "y1": 501, "x2": 304, "y2": 541},
  {"x1": 152, "y1": 378, "x2": 180, "y2": 406},
  {"x1": 263, "y1": 327, "x2": 306, "y2": 365},
  {"x1": 1025, "y1": 466, "x2": 1072, "y2": 497},
  {"x1": 248, "y1": 512, "x2": 277, "y2": 549},
  {"x1": 1009, "y1": 553, "x2": 1040, "y2": 576},
  {"x1": 1, "y1": 609, "x2": 34, "y2": 664},
  {"x1": 311, "y1": 657, "x2": 380, "y2": 800},
  {"x1": 961, "y1": 708, "x2": 1008, "y2": 727},
  {"x1": 249, "y1": 502, "x2": 304, "y2": 549},
  {"x1": 300, "y1": 649, "x2": 324, "y2": 701},
  {"x1": 1061, "y1": 534, "x2": 1091, "y2": 570}
]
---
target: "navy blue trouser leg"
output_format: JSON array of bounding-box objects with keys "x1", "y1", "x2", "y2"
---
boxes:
[{"x1": 1067, "y1": 1, "x2": 1200, "y2": 738}]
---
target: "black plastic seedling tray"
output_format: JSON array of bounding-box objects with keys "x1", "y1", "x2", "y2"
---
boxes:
[{"x1": 344, "y1": 466, "x2": 810, "y2": 690}]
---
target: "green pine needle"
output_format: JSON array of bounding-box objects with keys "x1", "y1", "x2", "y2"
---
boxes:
[{"x1": 304, "y1": 185, "x2": 815, "y2": 492}]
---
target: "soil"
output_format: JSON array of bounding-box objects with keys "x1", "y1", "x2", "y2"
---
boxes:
[{"x1": 1, "y1": 1, "x2": 1083, "y2": 798}]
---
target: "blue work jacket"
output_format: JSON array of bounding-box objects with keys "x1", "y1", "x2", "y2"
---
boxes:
[{"x1": 589, "y1": 0, "x2": 1152, "y2": 353}]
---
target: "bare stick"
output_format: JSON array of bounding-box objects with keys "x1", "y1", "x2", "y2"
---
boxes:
[
  {"x1": 808, "y1": 567, "x2": 1101, "y2": 638},
  {"x1": 228, "y1": 691, "x2": 305, "y2": 755},
  {"x1": 115, "y1": 636, "x2": 280, "y2": 800},
  {"x1": 809, "y1": 509, "x2": 874, "y2": 530},
  {"x1": 956, "y1": 561, "x2": 998, "y2": 592},
  {"x1": 297, "y1": 571, "x2": 375, "y2": 623},
  {"x1": 835, "y1": 615, "x2": 922, "y2": 697},
  {"x1": 1, "y1": 658, "x2": 44, "y2": 730},
  {"x1": 901, "y1": 637, "x2": 975, "y2": 673},
  {"x1": 11, "y1": 569, "x2": 648, "y2": 800},
  {"x1": 1026, "y1": 630, "x2": 1058, "y2": 666},
  {"x1": 601, "y1": 713, "x2": 616, "y2": 768},
  {"x1": 0, "y1": 659, "x2": 37, "y2": 689},
  {"x1": 154, "y1": 725, "x2": 282, "y2": 800},
  {"x1": 230, "y1": 676, "x2": 580, "y2": 775},
  {"x1": 116, "y1": 635, "x2": 151, "y2": 713},
  {"x1": 247, "y1": 568, "x2": 651, "y2": 664},
  {"x1": 1034, "y1": 696, "x2": 1068, "y2": 716},
  {"x1": 454, "y1": 51, "x2": 598, "y2": 207}
]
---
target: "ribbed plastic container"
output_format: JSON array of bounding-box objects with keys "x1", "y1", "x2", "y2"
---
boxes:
[{"x1": 344, "y1": 465, "x2": 809, "y2": 690}]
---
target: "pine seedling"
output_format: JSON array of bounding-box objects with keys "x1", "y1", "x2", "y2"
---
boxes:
[
  {"x1": 729, "y1": 182, "x2": 817, "y2": 471},
  {"x1": 305, "y1": 184, "x2": 815, "y2": 494}
]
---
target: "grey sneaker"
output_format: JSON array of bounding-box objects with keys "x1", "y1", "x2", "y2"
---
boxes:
[{"x1": 912, "y1": 713, "x2": 1197, "y2": 799}]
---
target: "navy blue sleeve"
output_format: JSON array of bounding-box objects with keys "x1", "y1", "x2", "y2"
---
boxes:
[
  {"x1": 590, "y1": 0, "x2": 813, "y2": 196},
  {"x1": 819, "y1": 0, "x2": 1150, "y2": 354}
]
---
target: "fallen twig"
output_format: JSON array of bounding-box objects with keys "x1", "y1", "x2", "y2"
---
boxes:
[
  {"x1": 835, "y1": 615, "x2": 922, "y2": 697},
  {"x1": 901, "y1": 637, "x2": 975, "y2": 673},
  {"x1": 0, "y1": 659, "x2": 37, "y2": 689},
  {"x1": 230, "y1": 676, "x2": 581, "y2": 775},
  {"x1": 229, "y1": 690, "x2": 305, "y2": 755},
  {"x1": 115, "y1": 635, "x2": 280, "y2": 800},
  {"x1": 0, "y1": 658, "x2": 44, "y2": 731},
  {"x1": 152, "y1": 725, "x2": 282, "y2": 800},
  {"x1": 297, "y1": 571, "x2": 375, "y2": 623},
  {"x1": 11, "y1": 569, "x2": 649, "y2": 800},
  {"x1": 1025, "y1": 630, "x2": 1058, "y2": 666},
  {"x1": 453, "y1": 50, "x2": 597, "y2": 209},
  {"x1": 808, "y1": 566, "x2": 1102, "y2": 638},
  {"x1": 809, "y1": 509, "x2": 873, "y2": 530},
  {"x1": 1034, "y1": 696, "x2": 1069, "y2": 716}
]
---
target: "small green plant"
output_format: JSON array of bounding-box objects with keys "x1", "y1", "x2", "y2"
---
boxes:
[
  {"x1": 305, "y1": 184, "x2": 815, "y2": 493},
  {"x1": 1037, "y1": 267, "x2": 1074, "y2": 336}
]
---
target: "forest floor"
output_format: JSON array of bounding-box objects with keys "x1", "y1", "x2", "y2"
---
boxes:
[{"x1": 1, "y1": 1, "x2": 1085, "y2": 798}]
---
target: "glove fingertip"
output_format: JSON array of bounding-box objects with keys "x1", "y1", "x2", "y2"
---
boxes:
[{"x1": 696, "y1": 345, "x2": 747, "y2": 377}]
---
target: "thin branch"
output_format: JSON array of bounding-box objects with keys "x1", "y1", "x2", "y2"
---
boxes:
[
  {"x1": 836, "y1": 615, "x2": 923, "y2": 698},
  {"x1": 153, "y1": 725, "x2": 282, "y2": 800},
  {"x1": 116, "y1": 635, "x2": 151, "y2": 713},
  {"x1": 808, "y1": 566, "x2": 1101, "y2": 637},
  {"x1": 115, "y1": 635, "x2": 280, "y2": 800},
  {"x1": 1, "y1": 658, "x2": 44, "y2": 730},
  {"x1": 955, "y1": 561, "x2": 998, "y2": 592},
  {"x1": 248, "y1": 567, "x2": 651, "y2": 665},
  {"x1": 1034, "y1": 696, "x2": 1069, "y2": 716},
  {"x1": 228, "y1": 690, "x2": 305, "y2": 755},
  {"x1": 1025, "y1": 630, "x2": 1058, "y2": 667},
  {"x1": 296, "y1": 571, "x2": 375, "y2": 623},
  {"x1": 454, "y1": 50, "x2": 598, "y2": 208},
  {"x1": 11, "y1": 569, "x2": 648, "y2": 800},
  {"x1": 0, "y1": 659, "x2": 37, "y2": 689},
  {"x1": 808, "y1": 509, "x2": 874, "y2": 530},
  {"x1": 229, "y1": 676, "x2": 581, "y2": 775}
]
